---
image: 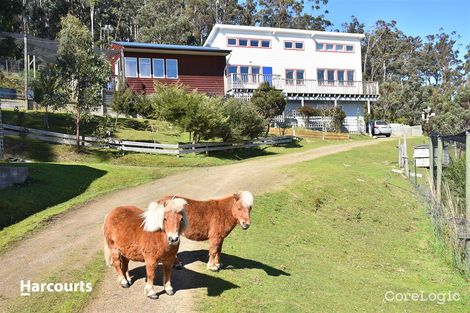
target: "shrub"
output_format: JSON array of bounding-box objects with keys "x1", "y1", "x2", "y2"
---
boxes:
[
  {"x1": 220, "y1": 98, "x2": 266, "y2": 142},
  {"x1": 251, "y1": 82, "x2": 287, "y2": 135}
]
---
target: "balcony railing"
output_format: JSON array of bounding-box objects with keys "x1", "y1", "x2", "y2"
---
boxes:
[{"x1": 225, "y1": 74, "x2": 379, "y2": 96}]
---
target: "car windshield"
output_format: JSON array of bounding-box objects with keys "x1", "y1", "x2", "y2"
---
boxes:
[{"x1": 375, "y1": 121, "x2": 388, "y2": 126}]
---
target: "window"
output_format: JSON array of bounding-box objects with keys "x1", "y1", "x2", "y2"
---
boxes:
[
  {"x1": 317, "y1": 43, "x2": 354, "y2": 53},
  {"x1": 295, "y1": 42, "x2": 304, "y2": 49},
  {"x1": 249, "y1": 39, "x2": 259, "y2": 47},
  {"x1": 327, "y1": 70, "x2": 335, "y2": 82},
  {"x1": 239, "y1": 39, "x2": 248, "y2": 46},
  {"x1": 124, "y1": 57, "x2": 137, "y2": 77},
  {"x1": 346, "y1": 45, "x2": 354, "y2": 52},
  {"x1": 335, "y1": 44, "x2": 344, "y2": 51},
  {"x1": 296, "y1": 70, "x2": 304, "y2": 82},
  {"x1": 240, "y1": 66, "x2": 249, "y2": 82},
  {"x1": 284, "y1": 41, "x2": 303, "y2": 50},
  {"x1": 286, "y1": 69, "x2": 304, "y2": 85},
  {"x1": 347, "y1": 70, "x2": 354, "y2": 82},
  {"x1": 261, "y1": 40, "x2": 270, "y2": 48},
  {"x1": 166, "y1": 59, "x2": 178, "y2": 79},
  {"x1": 227, "y1": 38, "x2": 237, "y2": 46},
  {"x1": 326, "y1": 44, "x2": 334, "y2": 51},
  {"x1": 139, "y1": 58, "x2": 151, "y2": 78},
  {"x1": 337, "y1": 70, "x2": 345, "y2": 81},
  {"x1": 286, "y1": 69, "x2": 294, "y2": 85},
  {"x1": 251, "y1": 66, "x2": 260, "y2": 83},
  {"x1": 228, "y1": 66, "x2": 237, "y2": 75},
  {"x1": 284, "y1": 41, "x2": 293, "y2": 49},
  {"x1": 152, "y1": 58, "x2": 164, "y2": 78},
  {"x1": 317, "y1": 69, "x2": 325, "y2": 82},
  {"x1": 316, "y1": 43, "x2": 324, "y2": 50}
]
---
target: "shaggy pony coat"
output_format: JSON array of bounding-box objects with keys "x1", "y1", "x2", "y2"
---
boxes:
[
  {"x1": 158, "y1": 191, "x2": 253, "y2": 271},
  {"x1": 103, "y1": 198, "x2": 188, "y2": 298}
]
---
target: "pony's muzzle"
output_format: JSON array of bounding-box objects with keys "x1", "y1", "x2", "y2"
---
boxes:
[
  {"x1": 168, "y1": 235, "x2": 180, "y2": 245},
  {"x1": 240, "y1": 222, "x2": 250, "y2": 230}
]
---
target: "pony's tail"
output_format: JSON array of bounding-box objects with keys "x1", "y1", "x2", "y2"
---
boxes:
[
  {"x1": 103, "y1": 238, "x2": 112, "y2": 266},
  {"x1": 103, "y1": 214, "x2": 112, "y2": 267}
]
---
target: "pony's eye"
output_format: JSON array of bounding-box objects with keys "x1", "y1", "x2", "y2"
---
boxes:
[{"x1": 163, "y1": 218, "x2": 167, "y2": 222}]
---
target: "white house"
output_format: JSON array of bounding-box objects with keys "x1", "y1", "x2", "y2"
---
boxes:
[{"x1": 204, "y1": 24, "x2": 379, "y2": 133}]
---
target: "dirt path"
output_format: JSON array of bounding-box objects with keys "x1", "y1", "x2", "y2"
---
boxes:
[{"x1": 0, "y1": 139, "x2": 385, "y2": 313}]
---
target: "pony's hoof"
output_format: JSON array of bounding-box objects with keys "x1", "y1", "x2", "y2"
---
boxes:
[
  {"x1": 174, "y1": 263, "x2": 184, "y2": 270},
  {"x1": 147, "y1": 293, "x2": 159, "y2": 300},
  {"x1": 120, "y1": 281, "x2": 131, "y2": 288},
  {"x1": 165, "y1": 288, "x2": 174, "y2": 296},
  {"x1": 207, "y1": 265, "x2": 220, "y2": 272}
]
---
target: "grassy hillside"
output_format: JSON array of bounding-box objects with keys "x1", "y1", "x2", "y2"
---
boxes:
[{"x1": 198, "y1": 140, "x2": 468, "y2": 313}]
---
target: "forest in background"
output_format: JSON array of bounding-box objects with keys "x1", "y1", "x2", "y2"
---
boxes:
[{"x1": 0, "y1": 0, "x2": 469, "y2": 134}]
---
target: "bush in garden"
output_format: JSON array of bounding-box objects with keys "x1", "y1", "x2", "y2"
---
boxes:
[{"x1": 220, "y1": 98, "x2": 266, "y2": 142}]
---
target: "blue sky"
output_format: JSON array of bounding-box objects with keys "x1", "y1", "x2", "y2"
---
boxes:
[{"x1": 313, "y1": 0, "x2": 469, "y2": 57}]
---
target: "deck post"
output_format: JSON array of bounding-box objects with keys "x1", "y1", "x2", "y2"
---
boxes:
[
  {"x1": 301, "y1": 98, "x2": 305, "y2": 107},
  {"x1": 429, "y1": 135, "x2": 434, "y2": 194},
  {"x1": 436, "y1": 136, "x2": 443, "y2": 203},
  {"x1": 466, "y1": 132, "x2": 470, "y2": 268}
]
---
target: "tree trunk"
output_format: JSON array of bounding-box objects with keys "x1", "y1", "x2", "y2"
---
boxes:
[
  {"x1": 44, "y1": 106, "x2": 49, "y2": 128},
  {"x1": 265, "y1": 123, "x2": 270, "y2": 137}
]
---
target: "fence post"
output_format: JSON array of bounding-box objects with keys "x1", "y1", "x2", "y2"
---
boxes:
[
  {"x1": 398, "y1": 137, "x2": 402, "y2": 168},
  {"x1": 429, "y1": 135, "x2": 434, "y2": 194},
  {"x1": 403, "y1": 134, "x2": 409, "y2": 177},
  {"x1": 436, "y1": 136, "x2": 443, "y2": 204}
]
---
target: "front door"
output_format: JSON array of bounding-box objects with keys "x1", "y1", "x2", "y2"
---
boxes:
[{"x1": 262, "y1": 67, "x2": 273, "y2": 85}]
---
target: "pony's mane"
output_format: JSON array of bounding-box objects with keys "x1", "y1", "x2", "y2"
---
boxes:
[
  {"x1": 238, "y1": 191, "x2": 254, "y2": 208},
  {"x1": 141, "y1": 198, "x2": 188, "y2": 232}
]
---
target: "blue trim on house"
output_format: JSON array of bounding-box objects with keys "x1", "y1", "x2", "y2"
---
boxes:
[{"x1": 113, "y1": 41, "x2": 231, "y2": 54}]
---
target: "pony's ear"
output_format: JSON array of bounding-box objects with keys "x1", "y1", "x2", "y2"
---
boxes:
[{"x1": 140, "y1": 202, "x2": 165, "y2": 232}]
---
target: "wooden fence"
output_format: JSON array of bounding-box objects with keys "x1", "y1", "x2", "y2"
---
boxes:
[
  {"x1": 3, "y1": 124, "x2": 294, "y2": 155},
  {"x1": 270, "y1": 127, "x2": 350, "y2": 140}
]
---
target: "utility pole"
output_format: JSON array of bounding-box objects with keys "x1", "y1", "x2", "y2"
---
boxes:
[
  {"x1": 23, "y1": 0, "x2": 28, "y2": 109},
  {"x1": 0, "y1": 100, "x2": 3, "y2": 160}
]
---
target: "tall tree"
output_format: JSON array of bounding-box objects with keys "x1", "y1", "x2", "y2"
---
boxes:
[
  {"x1": 257, "y1": 0, "x2": 330, "y2": 30},
  {"x1": 31, "y1": 64, "x2": 68, "y2": 128},
  {"x1": 57, "y1": 14, "x2": 109, "y2": 147}
]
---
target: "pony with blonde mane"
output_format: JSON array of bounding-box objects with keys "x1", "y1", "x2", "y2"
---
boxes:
[
  {"x1": 103, "y1": 198, "x2": 188, "y2": 299},
  {"x1": 158, "y1": 191, "x2": 253, "y2": 271}
]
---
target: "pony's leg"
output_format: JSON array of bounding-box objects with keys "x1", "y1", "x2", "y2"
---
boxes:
[
  {"x1": 207, "y1": 237, "x2": 223, "y2": 271},
  {"x1": 173, "y1": 255, "x2": 183, "y2": 270},
  {"x1": 111, "y1": 250, "x2": 129, "y2": 288},
  {"x1": 214, "y1": 238, "x2": 225, "y2": 268},
  {"x1": 143, "y1": 258, "x2": 159, "y2": 299},
  {"x1": 120, "y1": 256, "x2": 131, "y2": 287},
  {"x1": 162, "y1": 261, "x2": 174, "y2": 295}
]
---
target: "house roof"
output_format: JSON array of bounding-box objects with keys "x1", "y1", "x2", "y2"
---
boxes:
[
  {"x1": 112, "y1": 41, "x2": 231, "y2": 56},
  {"x1": 204, "y1": 24, "x2": 365, "y2": 47}
]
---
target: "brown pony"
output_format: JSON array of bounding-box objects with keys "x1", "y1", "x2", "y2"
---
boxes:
[
  {"x1": 158, "y1": 191, "x2": 253, "y2": 271},
  {"x1": 103, "y1": 198, "x2": 188, "y2": 299}
]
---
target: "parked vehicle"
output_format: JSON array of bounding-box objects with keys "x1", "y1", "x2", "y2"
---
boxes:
[{"x1": 368, "y1": 120, "x2": 392, "y2": 137}]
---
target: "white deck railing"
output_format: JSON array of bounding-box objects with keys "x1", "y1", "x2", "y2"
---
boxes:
[{"x1": 225, "y1": 74, "x2": 379, "y2": 96}]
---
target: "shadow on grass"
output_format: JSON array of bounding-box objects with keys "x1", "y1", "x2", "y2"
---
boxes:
[
  {"x1": 210, "y1": 140, "x2": 303, "y2": 161},
  {"x1": 129, "y1": 262, "x2": 239, "y2": 297},
  {"x1": 5, "y1": 136, "x2": 56, "y2": 162},
  {"x1": 0, "y1": 163, "x2": 106, "y2": 229},
  {"x1": 178, "y1": 249, "x2": 291, "y2": 277}
]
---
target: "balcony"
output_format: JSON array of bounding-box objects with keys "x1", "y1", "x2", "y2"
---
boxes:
[{"x1": 225, "y1": 74, "x2": 379, "y2": 98}]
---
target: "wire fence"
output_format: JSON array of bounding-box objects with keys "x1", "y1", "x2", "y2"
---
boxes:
[
  {"x1": 425, "y1": 132, "x2": 468, "y2": 272},
  {"x1": 397, "y1": 131, "x2": 469, "y2": 272}
]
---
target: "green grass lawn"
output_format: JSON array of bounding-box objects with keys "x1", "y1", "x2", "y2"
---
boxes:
[
  {"x1": 4, "y1": 134, "x2": 354, "y2": 167},
  {"x1": 0, "y1": 162, "x2": 183, "y2": 253},
  {"x1": 198, "y1": 140, "x2": 468, "y2": 313}
]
